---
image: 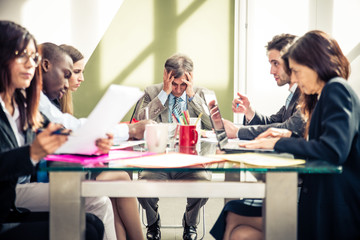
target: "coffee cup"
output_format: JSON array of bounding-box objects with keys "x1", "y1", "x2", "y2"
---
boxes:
[
  {"x1": 145, "y1": 124, "x2": 168, "y2": 153},
  {"x1": 179, "y1": 125, "x2": 198, "y2": 147}
]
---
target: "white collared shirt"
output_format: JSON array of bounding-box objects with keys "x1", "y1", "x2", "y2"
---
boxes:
[
  {"x1": 0, "y1": 96, "x2": 25, "y2": 147},
  {"x1": 158, "y1": 90, "x2": 187, "y2": 122},
  {"x1": 0, "y1": 96, "x2": 30, "y2": 183},
  {"x1": 39, "y1": 91, "x2": 130, "y2": 144}
]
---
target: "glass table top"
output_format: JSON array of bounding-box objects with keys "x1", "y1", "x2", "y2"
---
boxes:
[{"x1": 40, "y1": 141, "x2": 342, "y2": 174}]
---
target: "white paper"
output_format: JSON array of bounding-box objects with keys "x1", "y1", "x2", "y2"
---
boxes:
[
  {"x1": 109, "y1": 152, "x2": 222, "y2": 168},
  {"x1": 55, "y1": 84, "x2": 143, "y2": 155}
]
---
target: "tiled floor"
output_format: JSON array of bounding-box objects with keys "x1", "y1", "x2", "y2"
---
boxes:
[
  {"x1": 140, "y1": 197, "x2": 224, "y2": 240},
  {"x1": 137, "y1": 173, "x2": 227, "y2": 240}
]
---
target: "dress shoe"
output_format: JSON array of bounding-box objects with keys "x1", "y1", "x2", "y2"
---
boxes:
[
  {"x1": 183, "y1": 214, "x2": 197, "y2": 240},
  {"x1": 146, "y1": 215, "x2": 161, "y2": 240}
]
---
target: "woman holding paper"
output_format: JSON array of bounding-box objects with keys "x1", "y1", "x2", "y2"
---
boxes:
[
  {"x1": 59, "y1": 44, "x2": 144, "y2": 240},
  {"x1": 0, "y1": 20, "x2": 106, "y2": 239},
  {"x1": 211, "y1": 31, "x2": 360, "y2": 239}
]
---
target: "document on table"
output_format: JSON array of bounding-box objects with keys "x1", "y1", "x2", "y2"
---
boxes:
[
  {"x1": 211, "y1": 152, "x2": 305, "y2": 167},
  {"x1": 55, "y1": 84, "x2": 143, "y2": 155},
  {"x1": 109, "y1": 152, "x2": 225, "y2": 168},
  {"x1": 111, "y1": 140, "x2": 146, "y2": 150}
]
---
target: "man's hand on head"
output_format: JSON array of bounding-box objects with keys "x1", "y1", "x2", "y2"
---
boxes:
[
  {"x1": 163, "y1": 69, "x2": 174, "y2": 95},
  {"x1": 184, "y1": 72, "x2": 195, "y2": 98},
  {"x1": 128, "y1": 120, "x2": 156, "y2": 140}
]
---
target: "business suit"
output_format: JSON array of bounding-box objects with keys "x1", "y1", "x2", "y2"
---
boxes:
[
  {"x1": 134, "y1": 83, "x2": 212, "y2": 130},
  {"x1": 238, "y1": 87, "x2": 305, "y2": 139},
  {"x1": 0, "y1": 106, "x2": 34, "y2": 223},
  {"x1": 0, "y1": 105, "x2": 105, "y2": 240},
  {"x1": 275, "y1": 78, "x2": 360, "y2": 239},
  {"x1": 135, "y1": 83, "x2": 212, "y2": 227}
]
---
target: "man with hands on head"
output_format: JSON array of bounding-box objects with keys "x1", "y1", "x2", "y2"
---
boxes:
[
  {"x1": 223, "y1": 34, "x2": 305, "y2": 140},
  {"x1": 134, "y1": 53, "x2": 212, "y2": 130},
  {"x1": 134, "y1": 53, "x2": 211, "y2": 240}
]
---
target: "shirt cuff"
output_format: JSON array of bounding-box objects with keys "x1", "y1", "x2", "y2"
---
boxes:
[
  {"x1": 245, "y1": 113, "x2": 255, "y2": 124},
  {"x1": 113, "y1": 123, "x2": 130, "y2": 145},
  {"x1": 158, "y1": 90, "x2": 169, "y2": 106},
  {"x1": 30, "y1": 158, "x2": 37, "y2": 166}
]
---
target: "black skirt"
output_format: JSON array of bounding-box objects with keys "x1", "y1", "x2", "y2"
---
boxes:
[{"x1": 210, "y1": 199, "x2": 262, "y2": 240}]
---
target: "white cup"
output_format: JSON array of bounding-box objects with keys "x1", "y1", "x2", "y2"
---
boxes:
[{"x1": 145, "y1": 124, "x2": 169, "y2": 153}]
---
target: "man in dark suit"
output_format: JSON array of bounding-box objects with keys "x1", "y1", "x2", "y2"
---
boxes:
[
  {"x1": 224, "y1": 34, "x2": 305, "y2": 140},
  {"x1": 134, "y1": 53, "x2": 211, "y2": 240}
]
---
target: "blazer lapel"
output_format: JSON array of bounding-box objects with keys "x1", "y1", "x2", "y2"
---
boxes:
[
  {"x1": 160, "y1": 99, "x2": 170, "y2": 123},
  {"x1": 283, "y1": 87, "x2": 301, "y2": 120},
  {"x1": 0, "y1": 107, "x2": 19, "y2": 148}
]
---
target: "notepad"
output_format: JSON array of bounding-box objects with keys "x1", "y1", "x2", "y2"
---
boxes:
[{"x1": 55, "y1": 85, "x2": 143, "y2": 155}]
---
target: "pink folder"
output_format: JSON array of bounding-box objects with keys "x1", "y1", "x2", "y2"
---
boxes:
[{"x1": 44, "y1": 150, "x2": 155, "y2": 164}]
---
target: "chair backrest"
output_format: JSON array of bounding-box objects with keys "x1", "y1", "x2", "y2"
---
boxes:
[{"x1": 129, "y1": 99, "x2": 142, "y2": 123}]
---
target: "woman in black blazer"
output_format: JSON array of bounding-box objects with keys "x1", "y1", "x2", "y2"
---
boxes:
[
  {"x1": 0, "y1": 21, "x2": 104, "y2": 240},
  {"x1": 211, "y1": 30, "x2": 360, "y2": 240}
]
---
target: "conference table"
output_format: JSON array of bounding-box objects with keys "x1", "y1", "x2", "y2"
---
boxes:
[{"x1": 40, "y1": 141, "x2": 341, "y2": 240}]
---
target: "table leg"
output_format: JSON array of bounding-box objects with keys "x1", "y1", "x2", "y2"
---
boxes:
[
  {"x1": 224, "y1": 171, "x2": 241, "y2": 204},
  {"x1": 263, "y1": 172, "x2": 298, "y2": 240},
  {"x1": 49, "y1": 172, "x2": 86, "y2": 240}
]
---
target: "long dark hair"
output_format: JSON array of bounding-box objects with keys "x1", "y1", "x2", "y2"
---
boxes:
[
  {"x1": 283, "y1": 30, "x2": 350, "y2": 137},
  {"x1": 0, "y1": 21, "x2": 42, "y2": 130}
]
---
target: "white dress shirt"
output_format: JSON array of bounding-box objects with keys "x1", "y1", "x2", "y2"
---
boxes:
[
  {"x1": 39, "y1": 92, "x2": 129, "y2": 143},
  {"x1": 0, "y1": 96, "x2": 32, "y2": 183}
]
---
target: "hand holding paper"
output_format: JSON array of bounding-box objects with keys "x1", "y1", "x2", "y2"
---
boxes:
[{"x1": 55, "y1": 84, "x2": 143, "y2": 155}]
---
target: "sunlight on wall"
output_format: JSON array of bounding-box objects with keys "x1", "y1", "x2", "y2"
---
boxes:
[
  {"x1": 332, "y1": 0, "x2": 360, "y2": 55},
  {"x1": 332, "y1": 0, "x2": 360, "y2": 97},
  {"x1": 21, "y1": 0, "x2": 72, "y2": 45},
  {"x1": 0, "y1": 0, "x2": 124, "y2": 64},
  {"x1": 99, "y1": 0, "x2": 154, "y2": 89},
  {"x1": 177, "y1": 0, "x2": 230, "y2": 89},
  {"x1": 80, "y1": 0, "x2": 234, "y2": 119}
]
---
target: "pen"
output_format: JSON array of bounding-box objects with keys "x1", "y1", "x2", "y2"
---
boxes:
[
  {"x1": 37, "y1": 128, "x2": 72, "y2": 136},
  {"x1": 145, "y1": 107, "x2": 149, "y2": 120},
  {"x1": 194, "y1": 112, "x2": 203, "y2": 126}
]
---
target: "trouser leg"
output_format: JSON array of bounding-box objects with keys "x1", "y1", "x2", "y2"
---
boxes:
[
  {"x1": 15, "y1": 183, "x2": 116, "y2": 240},
  {"x1": 171, "y1": 170, "x2": 212, "y2": 226},
  {"x1": 137, "y1": 170, "x2": 168, "y2": 226}
]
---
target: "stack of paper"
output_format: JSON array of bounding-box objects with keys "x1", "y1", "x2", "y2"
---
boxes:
[
  {"x1": 109, "y1": 152, "x2": 225, "y2": 168},
  {"x1": 211, "y1": 152, "x2": 305, "y2": 167}
]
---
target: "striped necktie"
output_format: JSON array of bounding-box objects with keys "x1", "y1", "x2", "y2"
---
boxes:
[
  {"x1": 285, "y1": 92, "x2": 294, "y2": 109},
  {"x1": 172, "y1": 97, "x2": 182, "y2": 117}
]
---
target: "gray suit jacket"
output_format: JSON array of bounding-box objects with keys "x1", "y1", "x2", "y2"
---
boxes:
[
  {"x1": 238, "y1": 87, "x2": 305, "y2": 140},
  {"x1": 134, "y1": 83, "x2": 212, "y2": 130}
]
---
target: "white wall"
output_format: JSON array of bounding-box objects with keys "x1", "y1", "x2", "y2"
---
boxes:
[
  {"x1": 234, "y1": 0, "x2": 360, "y2": 123},
  {"x1": 0, "y1": 0, "x2": 123, "y2": 63}
]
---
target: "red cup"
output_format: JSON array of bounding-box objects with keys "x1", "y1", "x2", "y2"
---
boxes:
[
  {"x1": 179, "y1": 125, "x2": 198, "y2": 147},
  {"x1": 179, "y1": 146, "x2": 198, "y2": 155}
]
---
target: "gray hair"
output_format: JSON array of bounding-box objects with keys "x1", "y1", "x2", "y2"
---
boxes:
[{"x1": 164, "y1": 53, "x2": 193, "y2": 78}]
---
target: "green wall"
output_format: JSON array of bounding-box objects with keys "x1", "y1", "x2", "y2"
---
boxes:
[{"x1": 73, "y1": 0, "x2": 234, "y2": 122}]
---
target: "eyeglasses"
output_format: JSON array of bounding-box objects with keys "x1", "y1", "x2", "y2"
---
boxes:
[{"x1": 14, "y1": 49, "x2": 41, "y2": 67}]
